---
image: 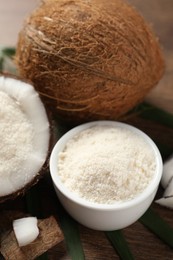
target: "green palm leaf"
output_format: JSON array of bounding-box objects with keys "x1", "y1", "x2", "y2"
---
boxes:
[
  {"x1": 0, "y1": 46, "x2": 16, "y2": 73},
  {"x1": 140, "y1": 208, "x2": 173, "y2": 248},
  {"x1": 138, "y1": 102, "x2": 173, "y2": 128},
  {"x1": 106, "y1": 230, "x2": 134, "y2": 260}
]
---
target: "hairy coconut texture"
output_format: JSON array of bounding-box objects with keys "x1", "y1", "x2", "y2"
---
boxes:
[
  {"x1": 15, "y1": 0, "x2": 164, "y2": 125},
  {"x1": 0, "y1": 75, "x2": 51, "y2": 203}
]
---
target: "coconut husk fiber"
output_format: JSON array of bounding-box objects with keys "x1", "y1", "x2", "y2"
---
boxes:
[{"x1": 16, "y1": 0, "x2": 164, "y2": 124}]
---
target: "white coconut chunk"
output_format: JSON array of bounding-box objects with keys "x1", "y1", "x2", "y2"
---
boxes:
[
  {"x1": 13, "y1": 217, "x2": 39, "y2": 247},
  {"x1": 164, "y1": 177, "x2": 173, "y2": 197},
  {"x1": 155, "y1": 196, "x2": 173, "y2": 209},
  {"x1": 161, "y1": 156, "x2": 173, "y2": 189},
  {"x1": 0, "y1": 75, "x2": 50, "y2": 198},
  {"x1": 155, "y1": 174, "x2": 173, "y2": 209}
]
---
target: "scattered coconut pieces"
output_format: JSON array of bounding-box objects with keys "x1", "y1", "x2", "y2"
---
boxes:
[
  {"x1": 161, "y1": 156, "x2": 173, "y2": 189},
  {"x1": 155, "y1": 196, "x2": 173, "y2": 209},
  {"x1": 155, "y1": 156, "x2": 173, "y2": 209},
  {"x1": 13, "y1": 217, "x2": 39, "y2": 247},
  {"x1": 0, "y1": 212, "x2": 64, "y2": 260}
]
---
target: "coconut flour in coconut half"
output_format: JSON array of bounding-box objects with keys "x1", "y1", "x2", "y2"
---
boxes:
[{"x1": 0, "y1": 75, "x2": 50, "y2": 202}]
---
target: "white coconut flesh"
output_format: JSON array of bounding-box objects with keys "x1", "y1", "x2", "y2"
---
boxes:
[
  {"x1": 13, "y1": 217, "x2": 39, "y2": 247},
  {"x1": 155, "y1": 156, "x2": 173, "y2": 209},
  {"x1": 0, "y1": 76, "x2": 50, "y2": 198}
]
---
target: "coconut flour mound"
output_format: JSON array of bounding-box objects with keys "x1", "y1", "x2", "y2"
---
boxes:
[
  {"x1": 0, "y1": 91, "x2": 34, "y2": 191},
  {"x1": 58, "y1": 125, "x2": 156, "y2": 204}
]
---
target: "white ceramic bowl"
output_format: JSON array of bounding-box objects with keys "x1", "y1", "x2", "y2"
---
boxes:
[{"x1": 49, "y1": 121, "x2": 163, "y2": 231}]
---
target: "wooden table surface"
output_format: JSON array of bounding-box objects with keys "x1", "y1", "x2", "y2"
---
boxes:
[{"x1": 0, "y1": 0, "x2": 173, "y2": 259}]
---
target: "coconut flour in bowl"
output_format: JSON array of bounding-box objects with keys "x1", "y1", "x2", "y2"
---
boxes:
[{"x1": 57, "y1": 125, "x2": 156, "y2": 205}]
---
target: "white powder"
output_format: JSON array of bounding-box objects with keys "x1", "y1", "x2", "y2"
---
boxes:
[
  {"x1": 0, "y1": 91, "x2": 34, "y2": 179},
  {"x1": 58, "y1": 125, "x2": 156, "y2": 204}
]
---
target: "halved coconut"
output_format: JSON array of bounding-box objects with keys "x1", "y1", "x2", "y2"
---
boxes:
[{"x1": 0, "y1": 75, "x2": 50, "y2": 202}]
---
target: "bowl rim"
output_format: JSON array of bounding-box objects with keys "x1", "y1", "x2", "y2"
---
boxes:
[{"x1": 49, "y1": 120, "x2": 163, "y2": 211}]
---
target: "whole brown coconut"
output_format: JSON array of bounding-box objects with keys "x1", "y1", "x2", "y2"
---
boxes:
[{"x1": 16, "y1": 0, "x2": 164, "y2": 124}]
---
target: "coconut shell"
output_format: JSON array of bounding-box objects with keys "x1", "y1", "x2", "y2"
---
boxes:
[{"x1": 16, "y1": 0, "x2": 164, "y2": 124}]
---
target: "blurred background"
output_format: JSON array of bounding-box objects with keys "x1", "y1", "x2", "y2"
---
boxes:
[{"x1": 0, "y1": 0, "x2": 38, "y2": 46}]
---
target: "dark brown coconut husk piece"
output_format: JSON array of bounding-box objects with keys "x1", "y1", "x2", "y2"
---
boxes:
[
  {"x1": 0, "y1": 211, "x2": 64, "y2": 260},
  {"x1": 0, "y1": 74, "x2": 53, "y2": 203},
  {"x1": 16, "y1": 0, "x2": 164, "y2": 125}
]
